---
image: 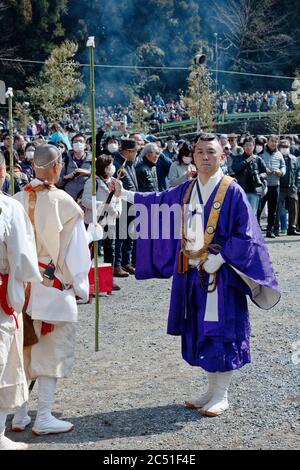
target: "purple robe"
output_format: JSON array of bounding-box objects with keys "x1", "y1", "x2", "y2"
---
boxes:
[{"x1": 134, "y1": 179, "x2": 280, "y2": 372}]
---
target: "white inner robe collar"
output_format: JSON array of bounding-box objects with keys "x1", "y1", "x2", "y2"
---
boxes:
[{"x1": 186, "y1": 167, "x2": 224, "y2": 323}]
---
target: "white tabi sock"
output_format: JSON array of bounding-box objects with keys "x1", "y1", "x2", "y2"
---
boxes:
[
  {"x1": 0, "y1": 410, "x2": 28, "y2": 450},
  {"x1": 185, "y1": 372, "x2": 217, "y2": 409},
  {"x1": 12, "y1": 402, "x2": 31, "y2": 432},
  {"x1": 201, "y1": 371, "x2": 234, "y2": 417},
  {"x1": 32, "y1": 376, "x2": 74, "y2": 435}
]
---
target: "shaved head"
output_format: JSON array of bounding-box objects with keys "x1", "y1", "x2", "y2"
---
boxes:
[
  {"x1": 34, "y1": 144, "x2": 62, "y2": 168},
  {"x1": 34, "y1": 144, "x2": 63, "y2": 184}
]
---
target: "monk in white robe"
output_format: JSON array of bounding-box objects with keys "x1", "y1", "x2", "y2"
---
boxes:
[
  {"x1": 0, "y1": 153, "x2": 42, "y2": 450},
  {"x1": 13, "y1": 144, "x2": 91, "y2": 435}
]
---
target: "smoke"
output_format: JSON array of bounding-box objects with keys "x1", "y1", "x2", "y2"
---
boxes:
[{"x1": 64, "y1": 0, "x2": 205, "y2": 106}]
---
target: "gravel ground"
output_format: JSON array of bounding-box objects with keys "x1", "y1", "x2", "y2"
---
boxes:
[{"x1": 7, "y1": 235, "x2": 300, "y2": 450}]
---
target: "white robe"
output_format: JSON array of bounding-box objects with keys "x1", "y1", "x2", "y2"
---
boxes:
[
  {"x1": 24, "y1": 219, "x2": 91, "y2": 379},
  {"x1": 0, "y1": 194, "x2": 42, "y2": 410}
]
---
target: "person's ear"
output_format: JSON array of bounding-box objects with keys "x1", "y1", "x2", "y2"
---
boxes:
[
  {"x1": 53, "y1": 162, "x2": 61, "y2": 175},
  {"x1": 220, "y1": 151, "x2": 226, "y2": 164}
]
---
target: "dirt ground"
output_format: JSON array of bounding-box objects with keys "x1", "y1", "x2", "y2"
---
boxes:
[{"x1": 7, "y1": 235, "x2": 300, "y2": 450}]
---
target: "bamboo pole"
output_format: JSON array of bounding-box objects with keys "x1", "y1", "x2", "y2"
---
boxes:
[
  {"x1": 6, "y1": 88, "x2": 14, "y2": 195},
  {"x1": 87, "y1": 36, "x2": 100, "y2": 351}
]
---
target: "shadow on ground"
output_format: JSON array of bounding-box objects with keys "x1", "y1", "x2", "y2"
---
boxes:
[{"x1": 6, "y1": 403, "x2": 203, "y2": 445}]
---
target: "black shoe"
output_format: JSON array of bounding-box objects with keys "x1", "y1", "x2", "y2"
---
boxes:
[
  {"x1": 266, "y1": 231, "x2": 276, "y2": 238},
  {"x1": 273, "y1": 230, "x2": 280, "y2": 237},
  {"x1": 112, "y1": 283, "x2": 121, "y2": 291},
  {"x1": 287, "y1": 229, "x2": 300, "y2": 236}
]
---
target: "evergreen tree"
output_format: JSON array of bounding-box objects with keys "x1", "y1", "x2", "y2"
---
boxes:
[
  {"x1": 26, "y1": 40, "x2": 85, "y2": 122},
  {"x1": 185, "y1": 57, "x2": 215, "y2": 132}
]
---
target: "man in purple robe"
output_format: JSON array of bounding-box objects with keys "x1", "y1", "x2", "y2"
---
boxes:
[{"x1": 111, "y1": 133, "x2": 280, "y2": 417}]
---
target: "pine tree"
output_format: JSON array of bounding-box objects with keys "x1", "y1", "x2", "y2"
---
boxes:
[
  {"x1": 26, "y1": 40, "x2": 85, "y2": 122},
  {"x1": 185, "y1": 59, "x2": 215, "y2": 132}
]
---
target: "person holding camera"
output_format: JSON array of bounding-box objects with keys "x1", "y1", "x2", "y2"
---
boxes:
[
  {"x1": 232, "y1": 137, "x2": 267, "y2": 215},
  {"x1": 57, "y1": 133, "x2": 91, "y2": 203}
]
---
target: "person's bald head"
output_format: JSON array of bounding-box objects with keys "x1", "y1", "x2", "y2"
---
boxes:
[
  {"x1": 34, "y1": 144, "x2": 63, "y2": 184},
  {"x1": 34, "y1": 144, "x2": 61, "y2": 168}
]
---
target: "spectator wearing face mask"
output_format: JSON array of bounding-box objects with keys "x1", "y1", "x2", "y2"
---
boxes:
[
  {"x1": 274, "y1": 140, "x2": 300, "y2": 236},
  {"x1": 20, "y1": 142, "x2": 36, "y2": 181},
  {"x1": 82, "y1": 155, "x2": 122, "y2": 291},
  {"x1": 57, "y1": 133, "x2": 92, "y2": 202},
  {"x1": 257, "y1": 135, "x2": 286, "y2": 238},
  {"x1": 168, "y1": 142, "x2": 196, "y2": 187},
  {"x1": 254, "y1": 137, "x2": 266, "y2": 156},
  {"x1": 103, "y1": 136, "x2": 119, "y2": 157},
  {"x1": 96, "y1": 120, "x2": 115, "y2": 157},
  {"x1": 232, "y1": 137, "x2": 267, "y2": 216}
]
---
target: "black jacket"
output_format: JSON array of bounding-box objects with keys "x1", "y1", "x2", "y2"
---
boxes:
[
  {"x1": 232, "y1": 153, "x2": 267, "y2": 194},
  {"x1": 113, "y1": 152, "x2": 139, "y2": 192},
  {"x1": 136, "y1": 157, "x2": 159, "y2": 192},
  {"x1": 280, "y1": 155, "x2": 300, "y2": 190}
]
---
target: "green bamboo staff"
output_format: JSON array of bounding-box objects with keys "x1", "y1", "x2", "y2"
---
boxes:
[
  {"x1": 86, "y1": 36, "x2": 100, "y2": 351},
  {"x1": 5, "y1": 87, "x2": 14, "y2": 195}
]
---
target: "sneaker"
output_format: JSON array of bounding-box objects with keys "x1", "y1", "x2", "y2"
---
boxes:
[
  {"x1": 266, "y1": 231, "x2": 276, "y2": 238},
  {"x1": 287, "y1": 229, "x2": 300, "y2": 236}
]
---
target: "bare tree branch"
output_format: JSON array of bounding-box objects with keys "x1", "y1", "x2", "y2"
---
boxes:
[{"x1": 213, "y1": 0, "x2": 294, "y2": 71}]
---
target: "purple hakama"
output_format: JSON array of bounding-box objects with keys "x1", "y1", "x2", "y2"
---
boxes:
[{"x1": 134, "y1": 179, "x2": 280, "y2": 372}]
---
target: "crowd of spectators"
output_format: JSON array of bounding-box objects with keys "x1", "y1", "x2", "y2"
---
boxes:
[
  {"x1": 1, "y1": 111, "x2": 300, "y2": 291},
  {"x1": 0, "y1": 89, "x2": 295, "y2": 139}
]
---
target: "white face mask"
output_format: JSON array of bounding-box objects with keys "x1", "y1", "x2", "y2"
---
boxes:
[
  {"x1": 182, "y1": 156, "x2": 192, "y2": 165},
  {"x1": 106, "y1": 164, "x2": 116, "y2": 177},
  {"x1": 25, "y1": 151, "x2": 34, "y2": 160},
  {"x1": 280, "y1": 148, "x2": 289, "y2": 156},
  {"x1": 255, "y1": 145, "x2": 263, "y2": 154},
  {"x1": 107, "y1": 143, "x2": 119, "y2": 154},
  {"x1": 73, "y1": 142, "x2": 85, "y2": 153}
]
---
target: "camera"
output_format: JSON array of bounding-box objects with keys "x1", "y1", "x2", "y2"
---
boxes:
[{"x1": 249, "y1": 164, "x2": 263, "y2": 187}]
